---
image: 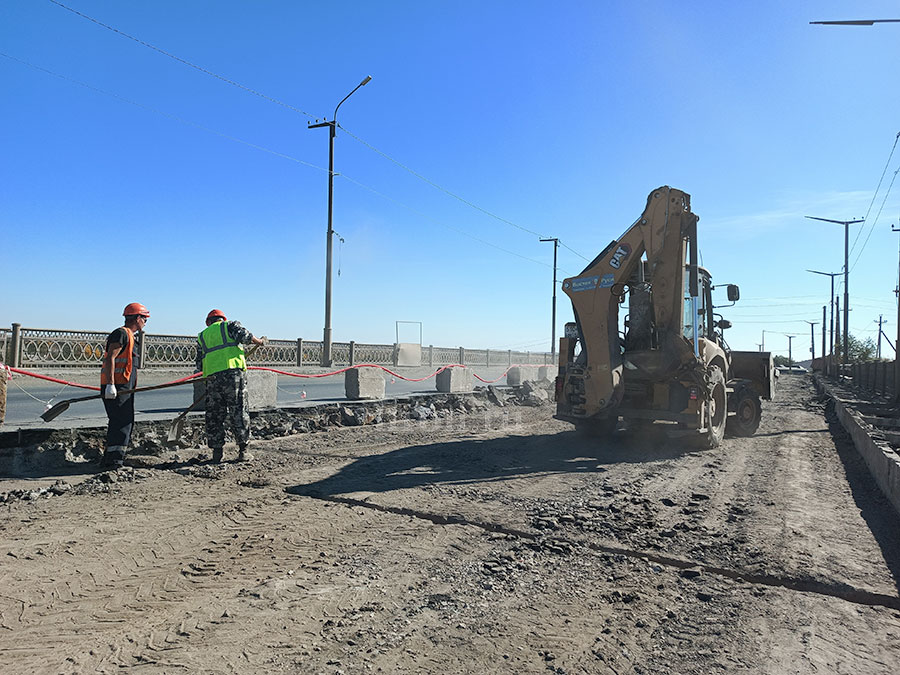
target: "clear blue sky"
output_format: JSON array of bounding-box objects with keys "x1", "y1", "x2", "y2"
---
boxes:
[{"x1": 2, "y1": 1, "x2": 899, "y2": 359}]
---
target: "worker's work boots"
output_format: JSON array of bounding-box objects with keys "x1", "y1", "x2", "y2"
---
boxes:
[
  {"x1": 211, "y1": 448, "x2": 224, "y2": 464},
  {"x1": 237, "y1": 446, "x2": 253, "y2": 462},
  {"x1": 101, "y1": 446, "x2": 125, "y2": 469}
]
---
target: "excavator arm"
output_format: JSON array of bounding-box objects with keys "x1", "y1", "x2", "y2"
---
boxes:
[{"x1": 559, "y1": 186, "x2": 700, "y2": 420}]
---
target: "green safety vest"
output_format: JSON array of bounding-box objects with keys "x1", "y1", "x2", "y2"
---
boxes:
[{"x1": 198, "y1": 321, "x2": 246, "y2": 376}]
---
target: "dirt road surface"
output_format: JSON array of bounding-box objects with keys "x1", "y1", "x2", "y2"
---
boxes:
[{"x1": 2, "y1": 376, "x2": 899, "y2": 673}]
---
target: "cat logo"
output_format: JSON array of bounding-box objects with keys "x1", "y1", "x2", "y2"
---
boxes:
[{"x1": 609, "y1": 243, "x2": 632, "y2": 269}]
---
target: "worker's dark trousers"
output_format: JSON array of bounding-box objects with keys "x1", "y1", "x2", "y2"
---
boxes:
[{"x1": 103, "y1": 372, "x2": 136, "y2": 452}]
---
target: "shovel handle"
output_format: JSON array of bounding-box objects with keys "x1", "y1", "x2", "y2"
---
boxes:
[{"x1": 166, "y1": 341, "x2": 263, "y2": 441}]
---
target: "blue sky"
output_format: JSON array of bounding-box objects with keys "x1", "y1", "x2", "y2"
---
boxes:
[{"x1": 2, "y1": 1, "x2": 899, "y2": 359}]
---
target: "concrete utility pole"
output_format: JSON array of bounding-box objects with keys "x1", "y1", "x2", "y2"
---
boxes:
[
  {"x1": 309, "y1": 75, "x2": 372, "y2": 366},
  {"x1": 805, "y1": 216, "x2": 864, "y2": 370},
  {"x1": 804, "y1": 321, "x2": 818, "y2": 362},
  {"x1": 822, "y1": 306, "x2": 827, "y2": 369},
  {"x1": 835, "y1": 296, "x2": 841, "y2": 364},
  {"x1": 894, "y1": 224, "x2": 900, "y2": 404},
  {"x1": 540, "y1": 237, "x2": 559, "y2": 360},
  {"x1": 807, "y1": 270, "x2": 840, "y2": 374},
  {"x1": 785, "y1": 334, "x2": 797, "y2": 367}
]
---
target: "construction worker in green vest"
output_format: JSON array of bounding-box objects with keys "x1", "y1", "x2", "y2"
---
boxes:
[{"x1": 195, "y1": 309, "x2": 266, "y2": 463}]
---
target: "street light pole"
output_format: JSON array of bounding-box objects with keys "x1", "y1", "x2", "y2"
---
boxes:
[
  {"x1": 893, "y1": 224, "x2": 900, "y2": 404},
  {"x1": 309, "y1": 75, "x2": 372, "y2": 366},
  {"x1": 803, "y1": 320, "x2": 818, "y2": 362},
  {"x1": 540, "y1": 238, "x2": 559, "y2": 360},
  {"x1": 785, "y1": 334, "x2": 797, "y2": 367},
  {"x1": 805, "y1": 216, "x2": 864, "y2": 371},
  {"x1": 807, "y1": 269, "x2": 840, "y2": 374}
]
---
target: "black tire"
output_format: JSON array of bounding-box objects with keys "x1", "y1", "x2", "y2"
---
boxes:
[
  {"x1": 726, "y1": 388, "x2": 762, "y2": 437},
  {"x1": 702, "y1": 365, "x2": 727, "y2": 448}
]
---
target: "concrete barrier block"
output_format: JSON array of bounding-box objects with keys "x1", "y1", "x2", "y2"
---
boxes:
[
  {"x1": 815, "y1": 376, "x2": 900, "y2": 517},
  {"x1": 537, "y1": 365, "x2": 554, "y2": 383},
  {"x1": 507, "y1": 366, "x2": 538, "y2": 386},
  {"x1": 192, "y1": 369, "x2": 277, "y2": 411},
  {"x1": 345, "y1": 367, "x2": 385, "y2": 400},
  {"x1": 436, "y1": 367, "x2": 472, "y2": 393}
]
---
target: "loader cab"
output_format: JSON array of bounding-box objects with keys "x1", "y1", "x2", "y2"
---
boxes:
[
  {"x1": 684, "y1": 267, "x2": 740, "y2": 346},
  {"x1": 683, "y1": 267, "x2": 714, "y2": 341}
]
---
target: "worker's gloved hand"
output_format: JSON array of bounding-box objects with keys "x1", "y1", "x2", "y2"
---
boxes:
[
  {"x1": 260, "y1": 336, "x2": 269, "y2": 346},
  {"x1": 103, "y1": 384, "x2": 118, "y2": 399}
]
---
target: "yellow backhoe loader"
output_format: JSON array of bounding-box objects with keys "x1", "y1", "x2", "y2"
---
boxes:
[{"x1": 555, "y1": 186, "x2": 775, "y2": 447}]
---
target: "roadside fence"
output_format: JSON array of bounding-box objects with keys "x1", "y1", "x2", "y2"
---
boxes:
[
  {"x1": 849, "y1": 359, "x2": 897, "y2": 399},
  {"x1": 0, "y1": 324, "x2": 551, "y2": 370}
]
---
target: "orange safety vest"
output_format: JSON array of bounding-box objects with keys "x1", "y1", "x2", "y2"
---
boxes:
[{"x1": 101, "y1": 327, "x2": 135, "y2": 385}]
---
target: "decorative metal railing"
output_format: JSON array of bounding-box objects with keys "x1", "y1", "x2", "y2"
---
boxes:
[
  {"x1": 353, "y1": 342, "x2": 395, "y2": 364},
  {"x1": 1, "y1": 323, "x2": 551, "y2": 369},
  {"x1": 17, "y1": 329, "x2": 109, "y2": 367},
  {"x1": 0, "y1": 329, "x2": 9, "y2": 366},
  {"x1": 431, "y1": 347, "x2": 460, "y2": 365},
  {"x1": 143, "y1": 334, "x2": 197, "y2": 367}
]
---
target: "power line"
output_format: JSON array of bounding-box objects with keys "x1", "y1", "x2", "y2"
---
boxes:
[
  {"x1": 849, "y1": 131, "x2": 900, "y2": 257},
  {"x1": 737, "y1": 319, "x2": 821, "y2": 325},
  {"x1": 48, "y1": 0, "x2": 593, "y2": 263},
  {"x1": 850, "y1": 167, "x2": 899, "y2": 272},
  {"x1": 4, "y1": 51, "x2": 556, "y2": 271},
  {"x1": 338, "y1": 124, "x2": 545, "y2": 238},
  {"x1": 0, "y1": 51, "x2": 327, "y2": 172},
  {"x1": 47, "y1": 0, "x2": 316, "y2": 119},
  {"x1": 337, "y1": 172, "x2": 559, "y2": 271}
]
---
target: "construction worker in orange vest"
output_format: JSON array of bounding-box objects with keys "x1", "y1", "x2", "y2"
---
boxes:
[{"x1": 99, "y1": 302, "x2": 149, "y2": 468}]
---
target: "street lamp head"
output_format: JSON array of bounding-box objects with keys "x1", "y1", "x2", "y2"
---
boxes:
[{"x1": 360, "y1": 75, "x2": 372, "y2": 86}]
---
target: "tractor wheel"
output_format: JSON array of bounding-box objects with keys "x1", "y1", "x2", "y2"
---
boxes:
[
  {"x1": 702, "y1": 365, "x2": 727, "y2": 448},
  {"x1": 726, "y1": 388, "x2": 762, "y2": 437}
]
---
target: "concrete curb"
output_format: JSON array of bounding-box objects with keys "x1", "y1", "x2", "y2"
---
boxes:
[{"x1": 814, "y1": 375, "x2": 900, "y2": 517}]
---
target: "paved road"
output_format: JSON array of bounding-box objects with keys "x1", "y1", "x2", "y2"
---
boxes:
[{"x1": 2, "y1": 366, "x2": 517, "y2": 430}]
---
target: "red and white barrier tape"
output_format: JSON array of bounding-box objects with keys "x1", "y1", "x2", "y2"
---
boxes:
[
  {"x1": 4, "y1": 367, "x2": 201, "y2": 391},
  {"x1": 5, "y1": 363, "x2": 531, "y2": 391}
]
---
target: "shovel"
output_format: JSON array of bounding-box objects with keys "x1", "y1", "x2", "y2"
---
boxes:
[
  {"x1": 166, "y1": 342, "x2": 263, "y2": 443},
  {"x1": 41, "y1": 378, "x2": 199, "y2": 422},
  {"x1": 166, "y1": 390, "x2": 207, "y2": 443}
]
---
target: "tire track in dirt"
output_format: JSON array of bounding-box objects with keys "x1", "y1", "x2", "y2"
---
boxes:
[
  {"x1": 0, "y1": 485, "x2": 330, "y2": 673},
  {"x1": 294, "y1": 490, "x2": 900, "y2": 611}
]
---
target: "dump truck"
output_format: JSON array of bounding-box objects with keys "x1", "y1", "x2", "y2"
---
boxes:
[{"x1": 554, "y1": 186, "x2": 775, "y2": 447}]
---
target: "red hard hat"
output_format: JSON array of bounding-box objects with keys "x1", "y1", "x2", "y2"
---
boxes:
[
  {"x1": 123, "y1": 302, "x2": 150, "y2": 318},
  {"x1": 206, "y1": 309, "x2": 227, "y2": 322}
]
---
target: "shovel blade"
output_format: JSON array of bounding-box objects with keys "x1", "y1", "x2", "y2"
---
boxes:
[
  {"x1": 41, "y1": 400, "x2": 70, "y2": 422},
  {"x1": 167, "y1": 416, "x2": 185, "y2": 443}
]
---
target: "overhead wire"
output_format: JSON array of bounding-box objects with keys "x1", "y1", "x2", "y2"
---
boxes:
[
  {"x1": 337, "y1": 172, "x2": 561, "y2": 271},
  {"x1": 47, "y1": 0, "x2": 316, "y2": 120},
  {"x1": 2, "y1": 51, "x2": 557, "y2": 272},
  {"x1": 849, "y1": 131, "x2": 900, "y2": 257},
  {"x1": 47, "y1": 0, "x2": 592, "y2": 264},
  {"x1": 850, "y1": 166, "x2": 899, "y2": 273},
  {"x1": 0, "y1": 52, "x2": 327, "y2": 172}
]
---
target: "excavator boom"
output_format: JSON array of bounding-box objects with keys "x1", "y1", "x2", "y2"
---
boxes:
[{"x1": 555, "y1": 186, "x2": 774, "y2": 446}]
